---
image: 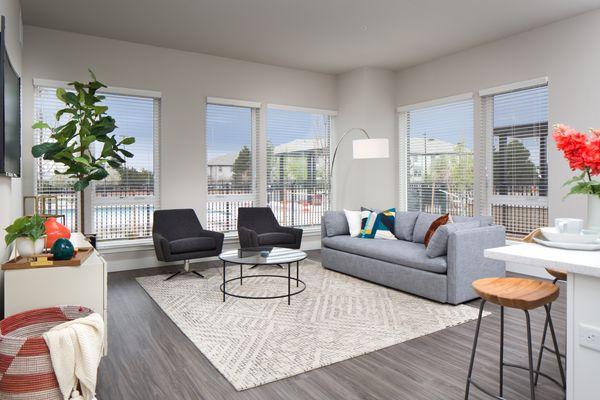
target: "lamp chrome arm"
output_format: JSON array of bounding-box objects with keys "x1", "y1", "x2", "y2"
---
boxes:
[{"x1": 329, "y1": 128, "x2": 370, "y2": 180}]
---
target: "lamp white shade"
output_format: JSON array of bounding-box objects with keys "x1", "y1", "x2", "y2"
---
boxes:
[{"x1": 352, "y1": 138, "x2": 389, "y2": 159}]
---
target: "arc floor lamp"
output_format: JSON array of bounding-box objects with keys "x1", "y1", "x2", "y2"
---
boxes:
[{"x1": 330, "y1": 127, "x2": 389, "y2": 180}]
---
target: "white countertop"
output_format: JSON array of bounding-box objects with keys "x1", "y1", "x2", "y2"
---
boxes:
[{"x1": 485, "y1": 243, "x2": 600, "y2": 278}]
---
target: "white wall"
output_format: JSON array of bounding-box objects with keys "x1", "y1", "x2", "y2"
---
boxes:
[
  {"x1": 0, "y1": 0, "x2": 23, "y2": 263},
  {"x1": 396, "y1": 8, "x2": 600, "y2": 223},
  {"x1": 22, "y1": 26, "x2": 337, "y2": 270},
  {"x1": 335, "y1": 67, "x2": 397, "y2": 210}
]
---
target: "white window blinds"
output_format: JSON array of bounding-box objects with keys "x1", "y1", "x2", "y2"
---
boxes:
[
  {"x1": 266, "y1": 107, "x2": 332, "y2": 227},
  {"x1": 481, "y1": 85, "x2": 548, "y2": 239},
  {"x1": 33, "y1": 85, "x2": 161, "y2": 241},
  {"x1": 34, "y1": 86, "x2": 79, "y2": 232},
  {"x1": 399, "y1": 99, "x2": 474, "y2": 216},
  {"x1": 91, "y1": 93, "x2": 161, "y2": 241},
  {"x1": 206, "y1": 102, "x2": 259, "y2": 233}
]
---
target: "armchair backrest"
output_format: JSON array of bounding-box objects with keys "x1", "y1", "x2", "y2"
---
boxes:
[
  {"x1": 237, "y1": 207, "x2": 278, "y2": 234},
  {"x1": 153, "y1": 209, "x2": 203, "y2": 241}
]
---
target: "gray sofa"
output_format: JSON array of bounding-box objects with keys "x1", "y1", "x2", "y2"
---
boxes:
[{"x1": 321, "y1": 211, "x2": 506, "y2": 304}]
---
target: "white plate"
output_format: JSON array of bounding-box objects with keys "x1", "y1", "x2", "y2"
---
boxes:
[
  {"x1": 533, "y1": 236, "x2": 600, "y2": 251},
  {"x1": 540, "y1": 227, "x2": 600, "y2": 244}
]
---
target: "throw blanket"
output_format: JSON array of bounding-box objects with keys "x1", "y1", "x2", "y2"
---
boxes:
[{"x1": 43, "y1": 313, "x2": 105, "y2": 400}]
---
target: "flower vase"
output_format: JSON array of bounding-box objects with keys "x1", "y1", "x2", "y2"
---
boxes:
[{"x1": 588, "y1": 195, "x2": 600, "y2": 232}]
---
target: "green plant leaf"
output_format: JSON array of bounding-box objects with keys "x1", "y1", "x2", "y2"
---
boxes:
[
  {"x1": 74, "y1": 180, "x2": 90, "y2": 192},
  {"x1": 88, "y1": 168, "x2": 109, "y2": 181},
  {"x1": 563, "y1": 172, "x2": 587, "y2": 187},
  {"x1": 56, "y1": 87, "x2": 67, "y2": 102},
  {"x1": 119, "y1": 137, "x2": 136, "y2": 145},
  {"x1": 63, "y1": 92, "x2": 79, "y2": 106},
  {"x1": 31, "y1": 142, "x2": 61, "y2": 158},
  {"x1": 73, "y1": 156, "x2": 91, "y2": 165},
  {"x1": 120, "y1": 149, "x2": 134, "y2": 158},
  {"x1": 32, "y1": 121, "x2": 51, "y2": 130}
]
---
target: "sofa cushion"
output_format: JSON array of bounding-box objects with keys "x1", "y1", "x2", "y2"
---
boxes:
[
  {"x1": 412, "y1": 213, "x2": 442, "y2": 243},
  {"x1": 322, "y1": 236, "x2": 447, "y2": 274},
  {"x1": 323, "y1": 211, "x2": 350, "y2": 237},
  {"x1": 344, "y1": 209, "x2": 362, "y2": 237},
  {"x1": 452, "y1": 215, "x2": 493, "y2": 227},
  {"x1": 424, "y1": 214, "x2": 451, "y2": 247},
  {"x1": 394, "y1": 211, "x2": 420, "y2": 241},
  {"x1": 257, "y1": 232, "x2": 296, "y2": 246},
  {"x1": 425, "y1": 221, "x2": 480, "y2": 258},
  {"x1": 359, "y1": 207, "x2": 396, "y2": 240},
  {"x1": 170, "y1": 237, "x2": 216, "y2": 254}
]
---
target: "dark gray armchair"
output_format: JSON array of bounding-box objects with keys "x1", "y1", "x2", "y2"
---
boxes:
[
  {"x1": 153, "y1": 209, "x2": 224, "y2": 280},
  {"x1": 237, "y1": 207, "x2": 302, "y2": 249}
]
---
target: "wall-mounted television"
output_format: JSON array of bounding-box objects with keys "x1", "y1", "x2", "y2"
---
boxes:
[{"x1": 0, "y1": 16, "x2": 21, "y2": 178}]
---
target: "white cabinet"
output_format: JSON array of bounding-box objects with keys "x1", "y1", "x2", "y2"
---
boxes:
[{"x1": 4, "y1": 233, "x2": 108, "y2": 348}]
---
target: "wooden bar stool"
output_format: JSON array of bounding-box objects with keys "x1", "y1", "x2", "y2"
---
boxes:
[
  {"x1": 465, "y1": 277, "x2": 566, "y2": 400},
  {"x1": 534, "y1": 269, "x2": 567, "y2": 386}
]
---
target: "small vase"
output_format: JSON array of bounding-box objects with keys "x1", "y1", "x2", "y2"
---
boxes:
[
  {"x1": 44, "y1": 217, "x2": 71, "y2": 249},
  {"x1": 588, "y1": 195, "x2": 600, "y2": 232},
  {"x1": 15, "y1": 237, "x2": 46, "y2": 258}
]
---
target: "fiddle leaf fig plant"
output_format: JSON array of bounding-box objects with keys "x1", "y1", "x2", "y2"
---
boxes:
[{"x1": 31, "y1": 70, "x2": 135, "y2": 232}]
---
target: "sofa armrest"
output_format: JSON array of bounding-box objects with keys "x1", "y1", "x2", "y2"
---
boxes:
[
  {"x1": 238, "y1": 226, "x2": 259, "y2": 248},
  {"x1": 446, "y1": 225, "x2": 506, "y2": 304},
  {"x1": 152, "y1": 233, "x2": 171, "y2": 262}
]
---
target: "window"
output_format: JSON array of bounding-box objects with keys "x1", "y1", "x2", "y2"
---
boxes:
[
  {"x1": 399, "y1": 97, "x2": 474, "y2": 216},
  {"x1": 267, "y1": 107, "x2": 332, "y2": 227},
  {"x1": 33, "y1": 84, "x2": 161, "y2": 241},
  {"x1": 92, "y1": 93, "x2": 160, "y2": 241},
  {"x1": 205, "y1": 101, "x2": 259, "y2": 233},
  {"x1": 481, "y1": 84, "x2": 548, "y2": 239}
]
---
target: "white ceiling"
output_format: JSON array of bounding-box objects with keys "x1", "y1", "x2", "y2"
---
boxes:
[{"x1": 20, "y1": 0, "x2": 600, "y2": 74}]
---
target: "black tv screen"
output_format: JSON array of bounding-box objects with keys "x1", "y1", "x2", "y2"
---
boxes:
[{"x1": 0, "y1": 20, "x2": 21, "y2": 178}]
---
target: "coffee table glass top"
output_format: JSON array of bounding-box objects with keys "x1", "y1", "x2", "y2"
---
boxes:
[{"x1": 219, "y1": 247, "x2": 307, "y2": 265}]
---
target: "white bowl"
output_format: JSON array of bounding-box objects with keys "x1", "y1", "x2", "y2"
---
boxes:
[{"x1": 540, "y1": 227, "x2": 600, "y2": 244}]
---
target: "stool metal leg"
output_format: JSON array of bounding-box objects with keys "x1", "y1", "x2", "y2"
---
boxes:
[
  {"x1": 534, "y1": 278, "x2": 557, "y2": 385},
  {"x1": 465, "y1": 300, "x2": 486, "y2": 400},
  {"x1": 525, "y1": 310, "x2": 536, "y2": 400},
  {"x1": 545, "y1": 303, "x2": 566, "y2": 390},
  {"x1": 499, "y1": 306, "x2": 504, "y2": 398}
]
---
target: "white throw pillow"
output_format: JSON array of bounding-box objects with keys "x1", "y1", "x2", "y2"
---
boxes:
[{"x1": 344, "y1": 209, "x2": 362, "y2": 237}]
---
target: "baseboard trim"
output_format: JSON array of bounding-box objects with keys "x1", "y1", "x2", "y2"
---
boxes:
[{"x1": 104, "y1": 239, "x2": 323, "y2": 273}]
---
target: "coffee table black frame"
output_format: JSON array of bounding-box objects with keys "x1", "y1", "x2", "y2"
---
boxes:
[{"x1": 219, "y1": 247, "x2": 307, "y2": 305}]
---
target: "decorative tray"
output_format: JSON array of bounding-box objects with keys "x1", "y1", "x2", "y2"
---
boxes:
[
  {"x1": 533, "y1": 236, "x2": 600, "y2": 251},
  {"x1": 1, "y1": 247, "x2": 94, "y2": 270}
]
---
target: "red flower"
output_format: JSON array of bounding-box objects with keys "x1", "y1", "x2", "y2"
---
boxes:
[
  {"x1": 553, "y1": 124, "x2": 588, "y2": 171},
  {"x1": 584, "y1": 138, "x2": 600, "y2": 176}
]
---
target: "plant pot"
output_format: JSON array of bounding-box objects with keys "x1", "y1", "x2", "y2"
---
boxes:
[
  {"x1": 588, "y1": 195, "x2": 600, "y2": 232},
  {"x1": 15, "y1": 237, "x2": 46, "y2": 258}
]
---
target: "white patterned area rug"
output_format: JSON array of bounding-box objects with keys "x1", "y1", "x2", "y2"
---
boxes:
[{"x1": 136, "y1": 259, "x2": 486, "y2": 391}]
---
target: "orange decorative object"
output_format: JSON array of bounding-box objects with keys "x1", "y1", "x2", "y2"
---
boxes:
[{"x1": 44, "y1": 217, "x2": 71, "y2": 249}]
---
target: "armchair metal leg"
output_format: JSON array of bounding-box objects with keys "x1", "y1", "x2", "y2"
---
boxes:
[
  {"x1": 165, "y1": 271, "x2": 182, "y2": 281},
  {"x1": 163, "y1": 260, "x2": 205, "y2": 281}
]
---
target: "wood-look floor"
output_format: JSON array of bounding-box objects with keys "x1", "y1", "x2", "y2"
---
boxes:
[{"x1": 97, "y1": 251, "x2": 566, "y2": 400}]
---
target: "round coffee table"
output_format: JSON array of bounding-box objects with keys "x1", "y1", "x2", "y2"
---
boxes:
[{"x1": 219, "y1": 247, "x2": 307, "y2": 305}]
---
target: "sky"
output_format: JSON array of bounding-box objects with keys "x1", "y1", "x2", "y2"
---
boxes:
[
  {"x1": 206, "y1": 105, "x2": 329, "y2": 161},
  {"x1": 408, "y1": 85, "x2": 548, "y2": 164}
]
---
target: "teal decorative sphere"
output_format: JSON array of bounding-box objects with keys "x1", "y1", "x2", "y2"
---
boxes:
[{"x1": 51, "y1": 238, "x2": 75, "y2": 261}]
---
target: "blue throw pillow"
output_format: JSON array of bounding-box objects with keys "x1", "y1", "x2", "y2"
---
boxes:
[{"x1": 360, "y1": 207, "x2": 397, "y2": 240}]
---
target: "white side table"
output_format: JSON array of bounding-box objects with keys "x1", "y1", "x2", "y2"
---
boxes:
[{"x1": 4, "y1": 233, "x2": 108, "y2": 350}]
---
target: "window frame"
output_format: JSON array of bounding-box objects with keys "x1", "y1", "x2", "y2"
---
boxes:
[{"x1": 32, "y1": 79, "x2": 162, "y2": 242}]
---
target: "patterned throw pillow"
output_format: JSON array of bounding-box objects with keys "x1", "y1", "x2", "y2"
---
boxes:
[
  {"x1": 423, "y1": 214, "x2": 452, "y2": 247},
  {"x1": 360, "y1": 207, "x2": 397, "y2": 240}
]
